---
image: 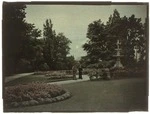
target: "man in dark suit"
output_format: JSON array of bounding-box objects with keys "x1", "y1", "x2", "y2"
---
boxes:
[{"x1": 78, "y1": 65, "x2": 83, "y2": 79}]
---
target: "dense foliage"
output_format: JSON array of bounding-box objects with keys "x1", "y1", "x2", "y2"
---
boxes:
[
  {"x1": 43, "y1": 19, "x2": 72, "y2": 70},
  {"x1": 82, "y1": 9, "x2": 147, "y2": 69},
  {"x1": 3, "y1": 2, "x2": 27, "y2": 75},
  {"x1": 3, "y1": 3, "x2": 75, "y2": 75}
]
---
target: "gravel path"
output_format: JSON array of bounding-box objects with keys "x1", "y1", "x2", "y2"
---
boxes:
[
  {"x1": 5, "y1": 72, "x2": 34, "y2": 83},
  {"x1": 48, "y1": 75, "x2": 89, "y2": 85}
]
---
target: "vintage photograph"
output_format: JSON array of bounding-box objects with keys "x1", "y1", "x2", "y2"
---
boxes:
[{"x1": 2, "y1": 2, "x2": 148, "y2": 112}]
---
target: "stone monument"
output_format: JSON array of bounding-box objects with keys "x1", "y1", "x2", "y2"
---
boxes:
[{"x1": 113, "y1": 40, "x2": 124, "y2": 69}]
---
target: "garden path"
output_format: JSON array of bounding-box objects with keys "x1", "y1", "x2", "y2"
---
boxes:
[
  {"x1": 5, "y1": 73, "x2": 90, "y2": 84},
  {"x1": 48, "y1": 75, "x2": 90, "y2": 85},
  {"x1": 5, "y1": 72, "x2": 34, "y2": 83}
]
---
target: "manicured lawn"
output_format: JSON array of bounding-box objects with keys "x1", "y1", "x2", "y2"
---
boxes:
[{"x1": 4, "y1": 77, "x2": 148, "y2": 112}]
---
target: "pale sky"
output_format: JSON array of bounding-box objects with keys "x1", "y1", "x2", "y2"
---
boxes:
[{"x1": 25, "y1": 4, "x2": 147, "y2": 60}]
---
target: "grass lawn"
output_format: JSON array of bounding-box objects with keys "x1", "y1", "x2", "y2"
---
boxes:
[
  {"x1": 5, "y1": 74, "x2": 73, "y2": 87},
  {"x1": 4, "y1": 77, "x2": 148, "y2": 112}
]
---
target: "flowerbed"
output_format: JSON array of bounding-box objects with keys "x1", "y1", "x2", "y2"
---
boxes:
[
  {"x1": 88, "y1": 68, "x2": 111, "y2": 80},
  {"x1": 34, "y1": 71, "x2": 49, "y2": 75},
  {"x1": 34, "y1": 70, "x2": 73, "y2": 75},
  {"x1": 4, "y1": 82, "x2": 71, "y2": 108},
  {"x1": 45, "y1": 71, "x2": 73, "y2": 79},
  {"x1": 34, "y1": 70, "x2": 73, "y2": 80}
]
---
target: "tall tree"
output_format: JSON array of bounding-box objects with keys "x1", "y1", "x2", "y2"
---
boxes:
[
  {"x1": 43, "y1": 19, "x2": 56, "y2": 69},
  {"x1": 43, "y1": 19, "x2": 72, "y2": 70},
  {"x1": 54, "y1": 33, "x2": 71, "y2": 69},
  {"x1": 118, "y1": 15, "x2": 145, "y2": 67},
  {"x1": 106, "y1": 10, "x2": 146, "y2": 67},
  {"x1": 3, "y1": 2, "x2": 26, "y2": 75},
  {"x1": 17, "y1": 23, "x2": 42, "y2": 72},
  {"x1": 83, "y1": 19, "x2": 107, "y2": 64},
  {"x1": 65, "y1": 56, "x2": 76, "y2": 70}
]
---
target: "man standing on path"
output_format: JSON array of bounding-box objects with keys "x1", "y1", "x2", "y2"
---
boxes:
[
  {"x1": 72, "y1": 65, "x2": 77, "y2": 80},
  {"x1": 78, "y1": 65, "x2": 83, "y2": 79}
]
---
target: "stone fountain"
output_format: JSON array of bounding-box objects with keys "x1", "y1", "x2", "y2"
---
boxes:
[{"x1": 113, "y1": 40, "x2": 124, "y2": 69}]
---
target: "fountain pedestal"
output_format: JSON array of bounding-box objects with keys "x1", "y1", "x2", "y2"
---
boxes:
[{"x1": 113, "y1": 40, "x2": 124, "y2": 69}]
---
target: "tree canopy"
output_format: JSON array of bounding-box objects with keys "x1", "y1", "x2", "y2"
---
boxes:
[
  {"x1": 82, "y1": 9, "x2": 147, "y2": 69},
  {"x1": 3, "y1": 3, "x2": 147, "y2": 75},
  {"x1": 3, "y1": 3, "x2": 75, "y2": 75},
  {"x1": 3, "y1": 2, "x2": 27, "y2": 75},
  {"x1": 43, "y1": 19, "x2": 72, "y2": 70}
]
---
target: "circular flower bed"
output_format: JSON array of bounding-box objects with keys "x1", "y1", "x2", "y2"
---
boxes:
[{"x1": 4, "y1": 82, "x2": 71, "y2": 108}]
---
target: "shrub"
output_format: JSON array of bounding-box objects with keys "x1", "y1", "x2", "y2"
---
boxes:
[
  {"x1": 110, "y1": 67, "x2": 147, "y2": 79},
  {"x1": 39, "y1": 63, "x2": 49, "y2": 71},
  {"x1": 33, "y1": 71, "x2": 48, "y2": 75},
  {"x1": 16, "y1": 59, "x2": 33, "y2": 73},
  {"x1": 65, "y1": 70, "x2": 72, "y2": 75},
  {"x1": 87, "y1": 61, "x2": 114, "y2": 69},
  {"x1": 45, "y1": 71, "x2": 73, "y2": 79}
]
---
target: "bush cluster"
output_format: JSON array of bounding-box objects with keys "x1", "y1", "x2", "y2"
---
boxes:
[
  {"x1": 34, "y1": 70, "x2": 73, "y2": 75},
  {"x1": 4, "y1": 82, "x2": 71, "y2": 107},
  {"x1": 45, "y1": 72, "x2": 73, "y2": 79},
  {"x1": 34, "y1": 71, "x2": 49, "y2": 75},
  {"x1": 39, "y1": 63, "x2": 50, "y2": 71},
  {"x1": 110, "y1": 68, "x2": 147, "y2": 79},
  {"x1": 34, "y1": 70, "x2": 73, "y2": 79}
]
